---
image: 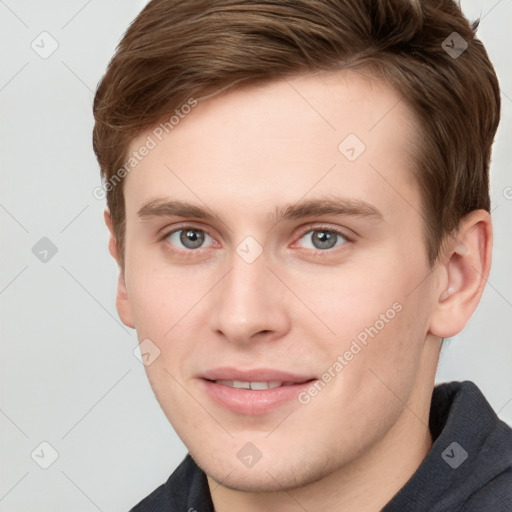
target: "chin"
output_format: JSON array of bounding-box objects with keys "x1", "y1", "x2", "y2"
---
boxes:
[{"x1": 191, "y1": 449, "x2": 336, "y2": 493}]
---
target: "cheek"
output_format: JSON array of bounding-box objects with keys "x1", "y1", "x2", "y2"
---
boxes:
[
  {"x1": 128, "y1": 278, "x2": 169, "y2": 336},
  {"x1": 290, "y1": 261, "x2": 407, "y2": 340},
  {"x1": 124, "y1": 250, "x2": 205, "y2": 337},
  {"x1": 290, "y1": 251, "x2": 431, "y2": 379}
]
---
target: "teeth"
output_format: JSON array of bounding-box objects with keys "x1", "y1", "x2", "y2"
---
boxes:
[
  {"x1": 215, "y1": 380, "x2": 285, "y2": 389},
  {"x1": 250, "y1": 381, "x2": 273, "y2": 390}
]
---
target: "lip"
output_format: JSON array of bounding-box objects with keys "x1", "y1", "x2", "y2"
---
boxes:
[
  {"x1": 201, "y1": 367, "x2": 315, "y2": 383},
  {"x1": 199, "y1": 367, "x2": 317, "y2": 415}
]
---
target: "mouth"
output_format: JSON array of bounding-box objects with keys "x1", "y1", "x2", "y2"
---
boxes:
[
  {"x1": 199, "y1": 368, "x2": 317, "y2": 415},
  {"x1": 210, "y1": 379, "x2": 312, "y2": 389}
]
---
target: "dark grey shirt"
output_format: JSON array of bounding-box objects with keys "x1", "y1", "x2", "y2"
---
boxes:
[{"x1": 130, "y1": 381, "x2": 512, "y2": 511}]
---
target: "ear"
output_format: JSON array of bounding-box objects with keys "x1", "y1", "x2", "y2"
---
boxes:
[
  {"x1": 429, "y1": 209, "x2": 492, "y2": 338},
  {"x1": 104, "y1": 209, "x2": 135, "y2": 329}
]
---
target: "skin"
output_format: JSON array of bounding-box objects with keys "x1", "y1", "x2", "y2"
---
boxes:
[{"x1": 105, "y1": 70, "x2": 492, "y2": 511}]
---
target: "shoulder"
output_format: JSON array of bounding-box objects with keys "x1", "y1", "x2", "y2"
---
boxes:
[
  {"x1": 128, "y1": 454, "x2": 212, "y2": 512},
  {"x1": 461, "y1": 469, "x2": 512, "y2": 512}
]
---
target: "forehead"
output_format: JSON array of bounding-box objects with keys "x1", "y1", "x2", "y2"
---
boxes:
[{"x1": 123, "y1": 70, "x2": 420, "y2": 224}]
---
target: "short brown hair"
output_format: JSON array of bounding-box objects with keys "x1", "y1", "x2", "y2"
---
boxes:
[{"x1": 93, "y1": 0, "x2": 500, "y2": 266}]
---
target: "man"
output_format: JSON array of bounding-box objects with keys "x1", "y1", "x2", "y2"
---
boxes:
[{"x1": 92, "y1": 0, "x2": 512, "y2": 510}]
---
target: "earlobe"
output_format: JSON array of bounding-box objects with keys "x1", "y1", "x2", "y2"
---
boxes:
[
  {"x1": 429, "y1": 210, "x2": 492, "y2": 339},
  {"x1": 116, "y1": 271, "x2": 136, "y2": 329}
]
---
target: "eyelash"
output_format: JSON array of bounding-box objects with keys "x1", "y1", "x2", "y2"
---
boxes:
[{"x1": 159, "y1": 224, "x2": 353, "y2": 256}]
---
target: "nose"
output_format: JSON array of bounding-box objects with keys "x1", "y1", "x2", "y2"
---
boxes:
[{"x1": 211, "y1": 249, "x2": 290, "y2": 345}]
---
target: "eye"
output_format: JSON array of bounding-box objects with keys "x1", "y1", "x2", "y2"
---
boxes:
[
  {"x1": 166, "y1": 227, "x2": 214, "y2": 250},
  {"x1": 297, "y1": 228, "x2": 348, "y2": 251}
]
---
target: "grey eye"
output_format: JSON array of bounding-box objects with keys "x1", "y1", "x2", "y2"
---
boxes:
[
  {"x1": 180, "y1": 229, "x2": 204, "y2": 249},
  {"x1": 298, "y1": 229, "x2": 346, "y2": 250},
  {"x1": 167, "y1": 228, "x2": 212, "y2": 249}
]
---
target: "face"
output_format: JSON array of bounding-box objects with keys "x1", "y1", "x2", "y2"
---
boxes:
[{"x1": 116, "y1": 70, "x2": 441, "y2": 492}]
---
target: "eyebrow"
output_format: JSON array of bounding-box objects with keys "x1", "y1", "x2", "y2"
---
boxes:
[
  {"x1": 274, "y1": 197, "x2": 383, "y2": 223},
  {"x1": 137, "y1": 196, "x2": 384, "y2": 224}
]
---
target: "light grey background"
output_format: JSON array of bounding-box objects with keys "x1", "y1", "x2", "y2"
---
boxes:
[{"x1": 0, "y1": 1, "x2": 511, "y2": 510}]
